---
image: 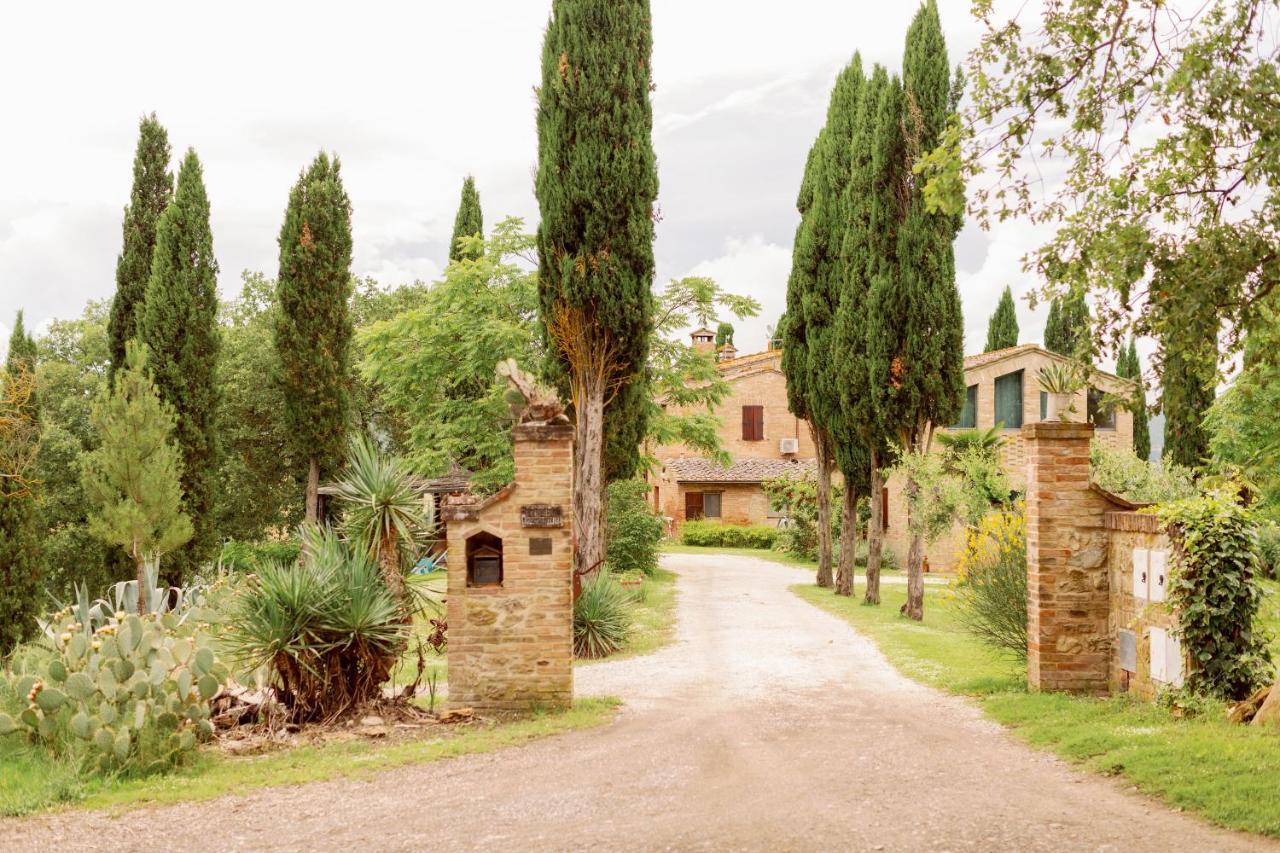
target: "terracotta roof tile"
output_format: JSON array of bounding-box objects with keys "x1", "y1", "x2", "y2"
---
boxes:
[{"x1": 665, "y1": 456, "x2": 817, "y2": 484}]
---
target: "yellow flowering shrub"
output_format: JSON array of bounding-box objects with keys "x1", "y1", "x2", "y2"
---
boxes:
[{"x1": 951, "y1": 502, "x2": 1027, "y2": 660}]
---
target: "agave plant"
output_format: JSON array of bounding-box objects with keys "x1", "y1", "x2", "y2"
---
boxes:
[
  {"x1": 40, "y1": 558, "x2": 204, "y2": 643},
  {"x1": 222, "y1": 525, "x2": 408, "y2": 722},
  {"x1": 573, "y1": 573, "x2": 633, "y2": 660},
  {"x1": 321, "y1": 435, "x2": 429, "y2": 600}
]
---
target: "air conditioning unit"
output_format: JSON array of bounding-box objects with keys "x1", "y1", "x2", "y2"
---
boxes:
[{"x1": 779, "y1": 438, "x2": 800, "y2": 455}]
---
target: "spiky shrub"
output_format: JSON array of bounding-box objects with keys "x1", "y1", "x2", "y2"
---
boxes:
[
  {"x1": 951, "y1": 504, "x2": 1028, "y2": 661},
  {"x1": 573, "y1": 574, "x2": 632, "y2": 660},
  {"x1": 0, "y1": 608, "x2": 227, "y2": 776},
  {"x1": 223, "y1": 526, "x2": 407, "y2": 721}
]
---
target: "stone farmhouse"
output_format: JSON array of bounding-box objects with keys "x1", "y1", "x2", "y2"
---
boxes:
[
  {"x1": 652, "y1": 336, "x2": 1137, "y2": 573},
  {"x1": 883, "y1": 344, "x2": 1136, "y2": 572}
]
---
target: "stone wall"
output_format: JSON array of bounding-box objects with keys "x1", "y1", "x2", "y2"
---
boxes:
[
  {"x1": 1106, "y1": 511, "x2": 1181, "y2": 699},
  {"x1": 442, "y1": 421, "x2": 574, "y2": 713}
]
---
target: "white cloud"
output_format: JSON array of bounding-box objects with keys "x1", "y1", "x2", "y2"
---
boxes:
[{"x1": 681, "y1": 235, "x2": 791, "y2": 353}]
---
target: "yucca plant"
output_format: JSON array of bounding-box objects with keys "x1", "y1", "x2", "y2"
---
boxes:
[
  {"x1": 936, "y1": 426, "x2": 1005, "y2": 459},
  {"x1": 321, "y1": 435, "x2": 428, "y2": 601},
  {"x1": 222, "y1": 525, "x2": 407, "y2": 722},
  {"x1": 573, "y1": 573, "x2": 633, "y2": 660}
]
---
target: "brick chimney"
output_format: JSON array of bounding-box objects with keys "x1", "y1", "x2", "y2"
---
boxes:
[
  {"x1": 690, "y1": 327, "x2": 715, "y2": 355},
  {"x1": 717, "y1": 342, "x2": 738, "y2": 361}
]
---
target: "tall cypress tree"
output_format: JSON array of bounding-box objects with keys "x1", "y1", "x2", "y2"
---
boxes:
[
  {"x1": 275, "y1": 152, "x2": 355, "y2": 524},
  {"x1": 1044, "y1": 291, "x2": 1090, "y2": 358},
  {"x1": 137, "y1": 148, "x2": 220, "y2": 581},
  {"x1": 449, "y1": 175, "x2": 484, "y2": 263},
  {"x1": 535, "y1": 0, "x2": 658, "y2": 579},
  {"x1": 108, "y1": 114, "x2": 173, "y2": 381},
  {"x1": 0, "y1": 312, "x2": 42, "y2": 651},
  {"x1": 1043, "y1": 297, "x2": 1063, "y2": 352},
  {"x1": 984, "y1": 286, "x2": 1019, "y2": 352},
  {"x1": 1116, "y1": 338, "x2": 1151, "y2": 461},
  {"x1": 1162, "y1": 336, "x2": 1214, "y2": 469},
  {"x1": 867, "y1": 0, "x2": 965, "y2": 620}
]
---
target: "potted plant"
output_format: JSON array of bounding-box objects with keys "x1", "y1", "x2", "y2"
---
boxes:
[{"x1": 1038, "y1": 362, "x2": 1084, "y2": 422}]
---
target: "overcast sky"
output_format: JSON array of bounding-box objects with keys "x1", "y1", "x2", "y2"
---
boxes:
[{"x1": 1, "y1": 0, "x2": 1056, "y2": 361}]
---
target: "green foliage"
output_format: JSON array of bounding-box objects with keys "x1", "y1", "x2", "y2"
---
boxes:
[
  {"x1": 107, "y1": 114, "x2": 172, "y2": 381},
  {"x1": 1090, "y1": 440, "x2": 1196, "y2": 505},
  {"x1": 984, "y1": 286, "x2": 1019, "y2": 352},
  {"x1": 1115, "y1": 337, "x2": 1151, "y2": 461},
  {"x1": 274, "y1": 151, "x2": 354, "y2": 512},
  {"x1": 947, "y1": 447, "x2": 1013, "y2": 527},
  {"x1": 1154, "y1": 487, "x2": 1273, "y2": 701},
  {"x1": 763, "y1": 475, "x2": 842, "y2": 561},
  {"x1": 1042, "y1": 293, "x2": 1090, "y2": 359},
  {"x1": 678, "y1": 521, "x2": 778, "y2": 550},
  {"x1": 222, "y1": 526, "x2": 408, "y2": 721},
  {"x1": 1255, "y1": 521, "x2": 1280, "y2": 581},
  {"x1": 952, "y1": 503, "x2": 1027, "y2": 661},
  {"x1": 448, "y1": 175, "x2": 484, "y2": 263},
  {"x1": 138, "y1": 148, "x2": 221, "y2": 580},
  {"x1": 535, "y1": 0, "x2": 658, "y2": 484},
  {"x1": 2, "y1": 312, "x2": 43, "y2": 652},
  {"x1": 572, "y1": 573, "x2": 632, "y2": 660},
  {"x1": 936, "y1": 426, "x2": 1004, "y2": 457},
  {"x1": 714, "y1": 322, "x2": 734, "y2": 349},
  {"x1": 891, "y1": 448, "x2": 966, "y2": 546},
  {"x1": 0, "y1": 604, "x2": 226, "y2": 777},
  {"x1": 605, "y1": 479, "x2": 664, "y2": 576},
  {"x1": 1161, "y1": 312, "x2": 1216, "y2": 470},
  {"x1": 217, "y1": 539, "x2": 300, "y2": 573},
  {"x1": 79, "y1": 342, "x2": 192, "y2": 583}
]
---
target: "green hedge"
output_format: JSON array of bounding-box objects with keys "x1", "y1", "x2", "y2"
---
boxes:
[
  {"x1": 218, "y1": 539, "x2": 301, "y2": 572},
  {"x1": 680, "y1": 521, "x2": 778, "y2": 549}
]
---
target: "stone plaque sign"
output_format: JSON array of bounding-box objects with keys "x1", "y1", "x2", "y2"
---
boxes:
[
  {"x1": 529, "y1": 537, "x2": 553, "y2": 556},
  {"x1": 520, "y1": 504, "x2": 563, "y2": 528}
]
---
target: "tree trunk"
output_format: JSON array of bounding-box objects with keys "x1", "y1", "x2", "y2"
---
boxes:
[
  {"x1": 574, "y1": 382, "x2": 606, "y2": 589},
  {"x1": 379, "y1": 529, "x2": 405, "y2": 600},
  {"x1": 813, "y1": 428, "x2": 833, "y2": 589},
  {"x1": 835, "y1": 485, "x2": 858, "y2": 596},
  {"x1": 864, "y1": 449, "x2": 884, "y2": 606},
  {"x1": 900, "y1": 473, "x2": 925, "y2": 621},
  {"x1": 133, "y1": 541, "x2": 146, "y2": 615},
  {"x1": 305, "y1": 456, "x2": 320, "y2": 525}
]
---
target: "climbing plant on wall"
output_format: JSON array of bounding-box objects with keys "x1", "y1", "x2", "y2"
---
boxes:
[{"x1": 1153, "y1": 488, "x2": 1273, "y2": 701}]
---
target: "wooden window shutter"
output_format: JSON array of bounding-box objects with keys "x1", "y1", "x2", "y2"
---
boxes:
[
  {"x1": 881, "y1": 487, "x2": 890, "y2": 531},
  {"x1": 742, "y1": 405, "x2": 763, "y2": 441}
]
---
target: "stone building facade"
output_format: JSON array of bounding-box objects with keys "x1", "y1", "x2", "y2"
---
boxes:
[
  {"x1": 441, "y1": 420, "x2": 574, "y2": 713},
  {"x1": 884, "y1": 345, "x2": 1138, "y2": 573}
]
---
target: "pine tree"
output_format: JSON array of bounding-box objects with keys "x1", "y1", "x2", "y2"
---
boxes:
[
  {"x1": 535, "y1": 0, "x2": 658, "y2": 580},
  {"x1": 137, "y1": 149, "x2": 220, "y2": 581},
  {"x1": 80, "y1": 341, "x2": 191, "y2": 614},
  {"x1": 275, "y1": 152, "x2": 355, "y2": 524},
  {"x1": 1116, "y1": 338, "x2": 1151, "y2": 461},
  {"x1": 449, "y1": 175, "x2": 484, "y2": 263},
  {"x1": 0, "y1": 312, "x2": 42, "y2": 650},
  {"x1": 867, "y1": 0, "x2": 966, "y2": 620},
  {"x1": 108, "y1": 114, "x2": 173, "y2": 381},
  {"x1": 984, "y1": 286, "x2": 1019, "y2": 352}
]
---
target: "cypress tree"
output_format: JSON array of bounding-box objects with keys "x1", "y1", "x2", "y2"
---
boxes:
[
  {"x1": 984, "y1": 286, "x2": 1019, "y2": 352},
  {"x1": 449, "y1": 175, "x2": 484, "y2": 263},
  {"x1": 866, "y1": 0, "x2": 965, "y2": 620},
  {"x1": 535, "y1": 0, "x2": 658, "y2": 580},
  {"x1": 1116, "y1": 338, "x2": 1151, "y2": 461},
  {"x1": 1043, "y1": 298, "x2": 1063, "y2": 352},
  {"x1": 1044, "y1": 291, "x2": 1090, "y2": 358},
  {"x1": 108, "y1": 114, "x2": 173, "y2": 380},
  {"x1": 275, "y1": 152, "x2": 355, "y2": 525},
  {"x1": 1162, "y1": 336, "x2": 1214, "y2": 469},
  {"x1": 0, "y1": 312, "x2": 42, "y2": 651},
  {"x1": 138, "y1": 149, "x2": 220, "y2": 581}
]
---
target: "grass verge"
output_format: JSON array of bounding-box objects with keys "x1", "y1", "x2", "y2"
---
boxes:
[
  {"x1": 793, "y1": 582, "x2": 1280, "y2": 838},
  {"x1": 1, "y1": 697, "x2": 619, "y2": 817},
  {"x1": 612, "y1": 568, "x2": 679, "y2": 661}
]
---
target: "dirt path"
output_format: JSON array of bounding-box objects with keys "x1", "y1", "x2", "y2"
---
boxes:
[{"x1": 8, "y1": 552, "x2": 1273, "y2": 852}]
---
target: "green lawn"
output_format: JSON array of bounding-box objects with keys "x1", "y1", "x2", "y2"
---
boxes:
[
  {"x1": 793, "y1": 581, "x2": 1280, "y2": 838},
  {"x1": 0, "y1": 697, "x2": 618, "y2": 817},
  {"x1": 608, "y1": 568, "x2": 679, "y2": 662}
]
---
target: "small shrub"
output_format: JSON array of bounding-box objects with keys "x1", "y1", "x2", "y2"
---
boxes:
[
  {"x1": 1091, "y1": 441, "x2": 1196, "y2": 505},
  {"x1": 0, "y1": 607, "x2": 227, "y2": 776},
  {"x1": 222, "y1": 526, "x2": 408, "y2": 722},
  {"x1": 680, "y1": 520, "x2": 776, "y2": 549},
  {"x1": 1256, "y1": 521, "x2": 1280, "y2": 581},
  {"x1": 573, "y1": 573, "x2": 632, "y2": 659},
  {"x1": 764, "y1": 475, "x2": 842, "y2": 561},
  {"x1": 880, "y1": 544, "x2": 900, "y2": 572},
  {"x1": 606, "y1": 479, "x2": 664, "y2": 576},
  {"x1": 951, "y1": 503, "x2": 1028, "y2": 661},
  {"x1": 218, "y1": 539, "x2": 301, "y2": 572}
]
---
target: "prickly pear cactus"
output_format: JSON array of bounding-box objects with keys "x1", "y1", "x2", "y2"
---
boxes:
[{"x1": 0, "y1": 608, "x2": 229, "y2": 775}]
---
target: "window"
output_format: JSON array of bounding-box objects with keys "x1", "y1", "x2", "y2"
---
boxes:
[
  {"x1": 993, "y1": 370, "x2": 1024, "y2": 429},
  {"x1": 953, "y1": 385, "x2": 977, "y2": 428},
  {"x1": 1088, "y1": 387, "x2": 1116, "y2": 429},
  {"x1": 741, "y1": 405, "x2": 764, "y2": 441},
  {"x1": 1039, "y1": 390, "x2": 1047, "y2": 421},
  {"x1": 703, "y1": 492, "x2": 723, "y2": 519}
]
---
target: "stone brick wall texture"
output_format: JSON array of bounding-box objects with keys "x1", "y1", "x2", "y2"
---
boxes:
[
  {"x1": 444, "y1": 422, "x2": 574, "y2": 713},
  {"x1": 1106, "y1": 512, "x2": 1178, "y2": 699}
]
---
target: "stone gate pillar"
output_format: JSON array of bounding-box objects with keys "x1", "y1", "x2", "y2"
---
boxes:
[{"x1": 1023, "y1": 421, "x2": 1111, "y2": 695}]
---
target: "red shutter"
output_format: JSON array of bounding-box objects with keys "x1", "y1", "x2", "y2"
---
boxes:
[
  {"x1": 753, "y1": 406, "x2": 764, "y2": 440},
  {"x1": 685, "y1": 491, "x2": 704, "y2": 521},
  {"x1": 881, "y1": 487, "x2": 890, "y2": 531},
  {"x1": 742, "y1": 405, "x2": 764, "y2": 441}
]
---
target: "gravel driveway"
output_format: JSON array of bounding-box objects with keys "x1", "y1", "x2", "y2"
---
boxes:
[{"x1": 7, "y1": 552, "x2": 1273, "y2": 852}]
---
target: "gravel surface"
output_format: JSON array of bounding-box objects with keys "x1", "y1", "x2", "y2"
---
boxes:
[{"x1": 6, "y1": 552, "x2": 1274, "y2": 852}]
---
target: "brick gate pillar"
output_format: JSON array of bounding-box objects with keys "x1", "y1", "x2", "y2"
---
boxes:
[{"x1": 1023, "y1": 421, "x2": 1112, "y2": 695}]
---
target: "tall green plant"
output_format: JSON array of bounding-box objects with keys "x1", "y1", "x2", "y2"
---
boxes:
[
  {"x1": 138, "y1": 148, "x2": 221, "y2": 580},
  {"x1": 984, "y1": 286, "x2": 1019, "y2": 352},
  {"x1": 275, "y1": 152, "x2": 354, "y2": 525},
  {"x1": 605, "y1": 479, "x2": 664, "y2": 576},
  {"x1": 1, "y1": 312, "x2": 42, "y2": 651},
  {"x1": 79, "y1": 342, "x2": 192, "y2": 614},
  {"x1": 449, "y1": 175, "x2": 484, "y2": 263},
  {"x1": 535, "y1": 0, "x2": 658, "y2": 577},
  {"x1": 1116, "y1": 337, "x2": 1151, "y2": 461}
]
